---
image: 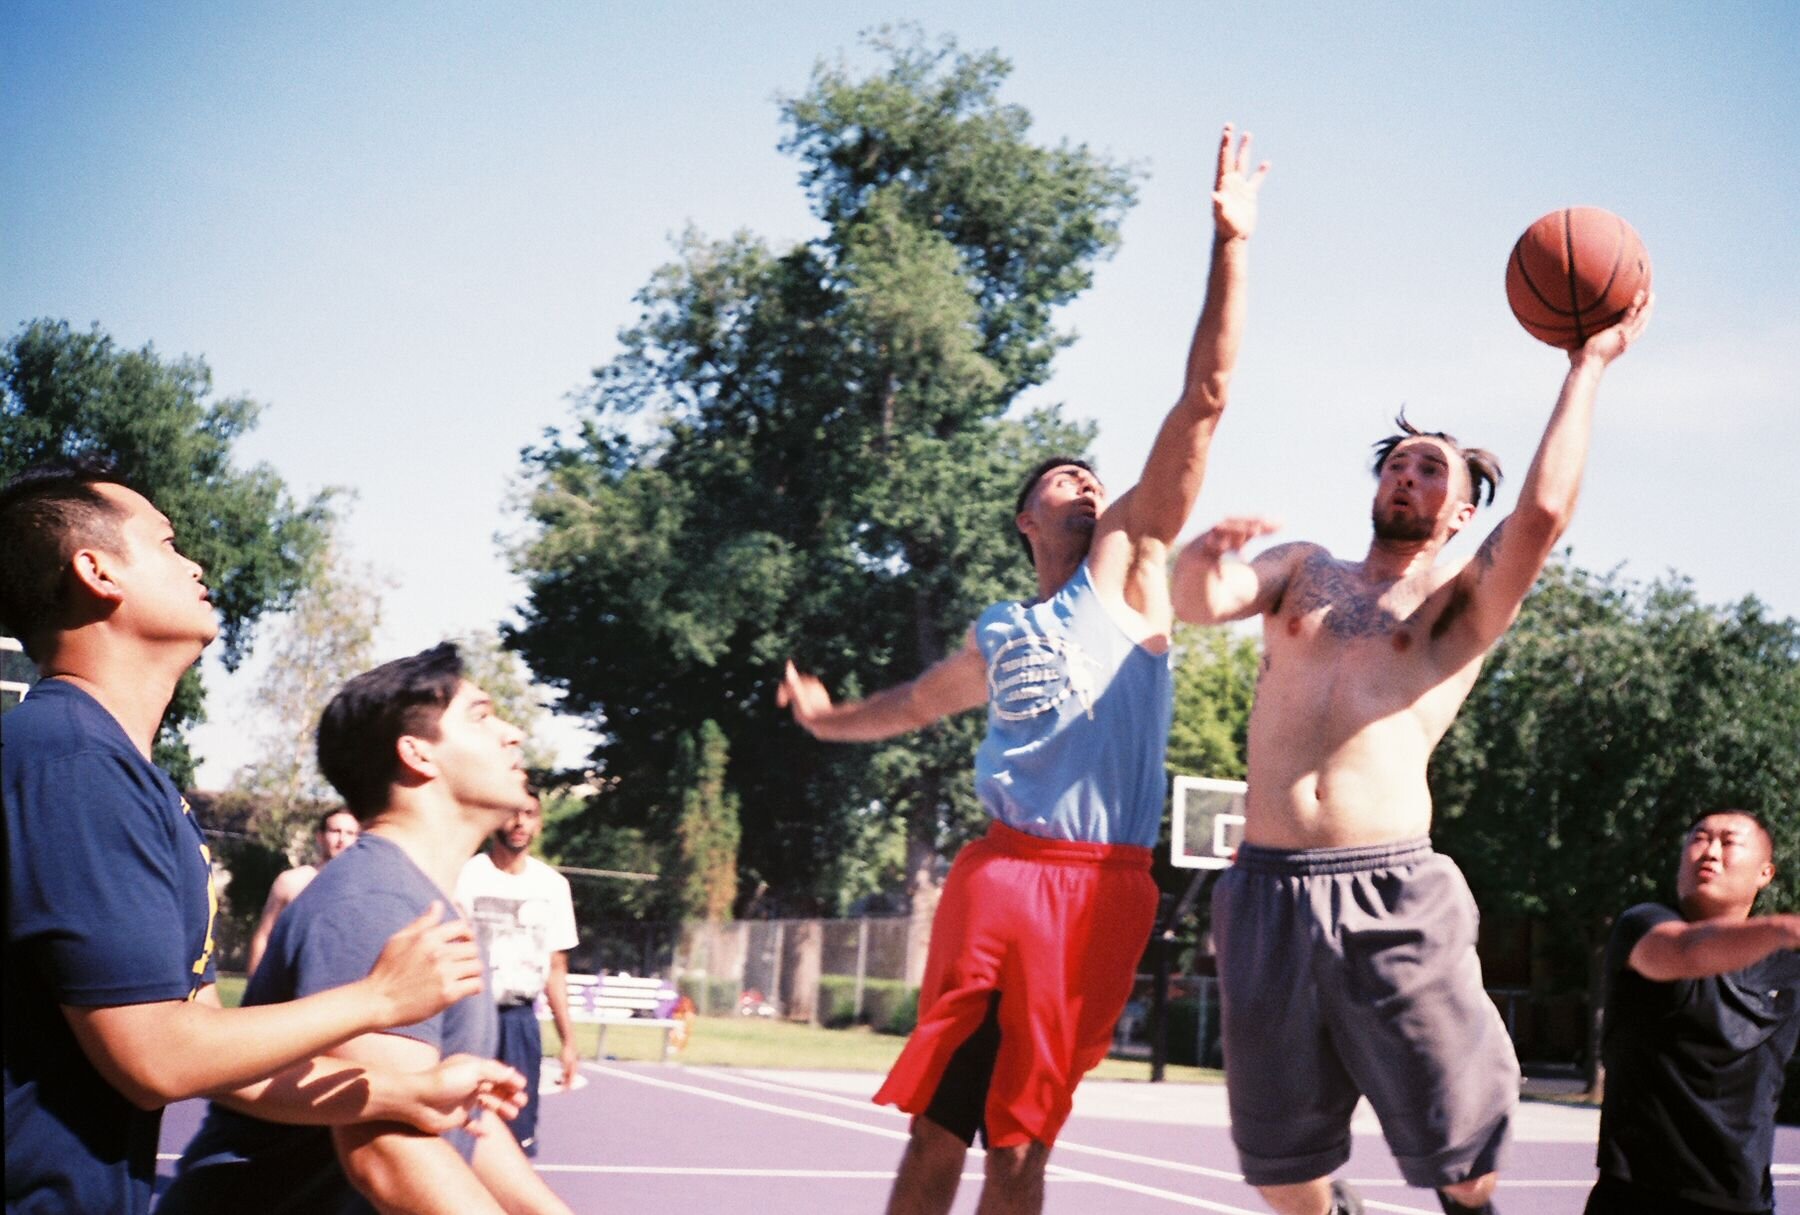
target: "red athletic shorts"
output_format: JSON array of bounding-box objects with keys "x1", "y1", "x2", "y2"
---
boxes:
[{"x1": 872, "y1": 821, "x2": 1157, "y2": 1148}]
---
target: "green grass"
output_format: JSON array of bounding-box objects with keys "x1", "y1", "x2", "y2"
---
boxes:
[
  {"x1": 215, "y1": 973, "x2": 1221, "y2": 1083},
  {"x1": 550, "y1": 1014, "x2": 1222, "y2": 1083}
]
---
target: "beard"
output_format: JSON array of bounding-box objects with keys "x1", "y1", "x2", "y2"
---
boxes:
[{"x1": 1371, "y1": 504, "x2": 1435, "y2": 542}]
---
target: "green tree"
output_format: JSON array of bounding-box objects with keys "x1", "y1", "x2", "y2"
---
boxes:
[
  {"x1": 232, "y1": 536, "x2": 383, "y2": 860},
  {"x1": 1166, "y1": 624, "x2": 1259, "y2": 781},
  {"x1": 510, "y1": 30, "x2": 1134, "y2": 915},
  {"x1": 673, "y1": 720, "x2": 742, "y2": 923},
  {"x1": 1431, "y1": 559, "x2": 1800, "y2": 1091},
  {"x1": 1, "y1": 319, "x2": 330, "y2": 784},
  {"x1": 450, "y1": 628, "x2": 558, "y2": 773}
]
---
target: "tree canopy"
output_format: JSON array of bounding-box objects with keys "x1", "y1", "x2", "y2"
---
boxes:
[
  {"x1": 509, "y1": 30, "x2": 1136, "y2": 913},
  {"x1": 1, "y1": 319, "x2": 331, "y2": 784}
]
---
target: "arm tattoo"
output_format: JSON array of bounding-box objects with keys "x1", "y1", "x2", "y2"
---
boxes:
[{"x1": 1474, "y1": 519, "x2": 1507, "y2": 572}]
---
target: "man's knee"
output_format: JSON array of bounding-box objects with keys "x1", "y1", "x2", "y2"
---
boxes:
[
  {"x1": 983, "y1": 1139, "x2": 1048, "y2": 1184},
  {"x1": 1438, "y1": 1173, "x2": 1498, "y2": 1213}
]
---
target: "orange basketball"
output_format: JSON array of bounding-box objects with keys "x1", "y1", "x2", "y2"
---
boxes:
[{"x1": 1505, "y1": 207, "x2": 1651, "y2": 349}]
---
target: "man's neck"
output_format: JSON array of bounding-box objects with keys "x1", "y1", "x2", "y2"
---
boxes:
[
  {"x1": 489, "y1": 845, "x2": 530, "y2": 875},
  {"x1": 41, "y1": 637, "x2": 199, "y2": 760},
  {"x1": 1679, "y1": 895, "x2": 1756, "y2": 924},
  {"x1": 365, "y1": 800, "x2": 496, "y2": 895},
  {"x1": 1032, "y1": 550, "x2": 1084, "y2": 602},
  {"x1": 1360, "y1": 535, "x2": 1446, "y2": 585}
]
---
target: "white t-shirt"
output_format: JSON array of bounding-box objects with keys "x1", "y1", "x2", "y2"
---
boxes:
[{"x1": 454, "y1": 853, "x2": 579, "y2": 1006}]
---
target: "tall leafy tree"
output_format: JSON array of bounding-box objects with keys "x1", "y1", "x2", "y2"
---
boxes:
[
  {"x1": 1166, "y1": 624, "x2": 1259, "y2": 782},
  {"x1": 1431, "y1": 559, "x2": 1800, "y2": 1089},
  {"x1": 1, "y1": 319, "x2": 331, "y2": 784},
  {"x1": 510, "y1": 30, "x2": 1135, "y2": 913},
  {"x1": 231, "y1": 536, "x2": 383, "y2": 859},
  {"x1": 674, "y1": 720, "x2": 742, "y2": 923}
]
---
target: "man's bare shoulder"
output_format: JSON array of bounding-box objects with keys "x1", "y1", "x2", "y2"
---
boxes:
[{"x1": 271, "y1": 865, "x2": 320, "y2": 899}]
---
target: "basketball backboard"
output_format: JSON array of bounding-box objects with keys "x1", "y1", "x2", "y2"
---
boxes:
[{"x1": 1170, "y1": 775, "x2": 1246, "y2": 870}]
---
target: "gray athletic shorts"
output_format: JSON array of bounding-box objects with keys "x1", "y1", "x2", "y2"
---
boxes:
[{"x1": 1212, "y1": 838, "x2": 1518, "y2": 1189}]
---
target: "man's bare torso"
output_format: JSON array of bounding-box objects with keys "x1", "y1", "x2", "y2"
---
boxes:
[{"x1": 1245, "y1": 544, "x2": 1487, "y2": 848}]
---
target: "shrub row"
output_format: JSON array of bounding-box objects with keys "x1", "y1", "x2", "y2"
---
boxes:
[{"x1": 817, "y1": 976, "x2": 918, "y2": 1035}]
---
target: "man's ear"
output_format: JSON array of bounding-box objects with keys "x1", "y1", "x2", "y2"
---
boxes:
[
  {"x1": 69, "y1": 546, "x2": 127, "y2": 606},
  {"x1": 395, "y1": 734, "x2": 437, "y2": 782},
  {"x1": 1446, "y1": 500, "x2": 1478, "y2": 539}
]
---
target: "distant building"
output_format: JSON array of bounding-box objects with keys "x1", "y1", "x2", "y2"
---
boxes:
[{"x1": 1, "y1": 636, "x2": 36, "y2": 714}]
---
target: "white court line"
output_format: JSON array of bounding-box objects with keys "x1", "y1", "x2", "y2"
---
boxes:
[
  {"x1": 691, "y1": 1066, "x2": 1249, "y2": 1183},
  {"x1": 588, "y1": 1063, "x2": 1276, "y2": 1212}
]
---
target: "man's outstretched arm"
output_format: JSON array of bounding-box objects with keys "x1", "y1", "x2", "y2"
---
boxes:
[
  {"x1": 1447, "y1": 292, "x2": 1654, "y2": 655},
  {"x1": 1102, "y1": 125, "x2": 1268, "y2": 556},
  {"x1": 1629, "y1": 913, "x2": 1800, "y2": 983},
  {"x1": 1171, "y1": 517, "x2": 1295, "y2": 625},
  {"x1": 63, "y1": 903, "x2": 484, "y2": 1110},
  {"x1": 779, "y1": 633, "x2": 988, "y2": 743}
]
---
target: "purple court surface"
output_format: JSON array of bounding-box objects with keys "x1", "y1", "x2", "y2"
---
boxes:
[{"x1": 157, "y1": 1063, "x2": 1800, "y2": 1212}]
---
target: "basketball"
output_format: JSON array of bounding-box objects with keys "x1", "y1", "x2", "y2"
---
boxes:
[{"x1": 1505, "y1": 207, "x2": 1651, "y2": 349}]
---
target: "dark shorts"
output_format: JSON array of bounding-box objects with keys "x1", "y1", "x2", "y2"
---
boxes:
[
  {"x1": 1584, "y1": 1172, "x2": 1770, "y2": 1215},
  {"x1": 1212, "y1": 838, "x2": 1518, "y2": 1189},
  {"x1": 496, "y1": 1001, "x2": 543, "y2": 1155},
  {"x1": 872, "y1": 821, "x2": 1158, "y2": 1148}
]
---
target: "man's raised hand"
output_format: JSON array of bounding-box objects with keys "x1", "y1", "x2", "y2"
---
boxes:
[
  {"x1": 1196, "y1": 516, "x2": 1283, "y2": 560},
  {"x1": 1574, "y1": 289, "x2": 1654, "y2": 369},
  {"x1": 777, "y1": 661, "x2": 834, "y2": 736},
  {"x1": 366, "y1": 902, "x2": 485, "y2": 1028},
  {"x1": 1213, "y1": 124, "x2": 1271, "y2": 241}
]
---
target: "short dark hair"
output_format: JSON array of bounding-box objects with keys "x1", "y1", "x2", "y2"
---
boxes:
[
  {"x1": 1371, "y1": 412, "x2": 1502, "y2": 509},
  {"x1": 0, "y1": 459, "x2": 137, "y2": 659},
  {"x1": 317, "y1": 643, "x2": 465, "y2": 821},
  {"x1": 316, "y1": 809, "x2": 356, "y2": 834},
  {"x1": 1011, "y1": 455, "x2": 1097, "y2": 563},
  {"x1": 1685, "y1": 808, "x2": 1777, "y2": 861}
]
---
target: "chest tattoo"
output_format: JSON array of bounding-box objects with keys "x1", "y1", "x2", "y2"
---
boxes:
[{"x1": 1288, "y1": 555, "x2": 1414, "y2": 640}]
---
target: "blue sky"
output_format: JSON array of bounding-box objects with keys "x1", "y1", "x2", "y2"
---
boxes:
[{"x1": 5, "y1": 3, "x2": 1797, "y2": 781}]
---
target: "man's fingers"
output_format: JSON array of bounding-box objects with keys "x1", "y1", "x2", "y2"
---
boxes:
[{"x1": 1234, "y1": 130, "x2": 1254, "y2": 174}]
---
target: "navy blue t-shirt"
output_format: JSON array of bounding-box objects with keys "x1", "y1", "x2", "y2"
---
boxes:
[
  {"x1": 1597, "y1": 902, "x2": 1800, "y2": 1212},
  {"x1": 3, "y1": 679, "x2": 218, "y2": 1215},
  {"x1": 160, "y1": 834, "x2": 498, "y2": 1215}
]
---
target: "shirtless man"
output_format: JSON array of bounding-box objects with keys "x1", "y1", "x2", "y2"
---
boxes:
[
  {"x1": 247, "y1": 809, "x2": 360, "y2": 976},
  {"x1": 781, "y1": 126, "x2": 1267, "y2": 1215},
  {"x1": 1172, "y1": 293, "x2": 1652, "y2": 1215}
]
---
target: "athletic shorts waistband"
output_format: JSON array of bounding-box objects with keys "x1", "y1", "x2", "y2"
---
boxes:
[
  {"x1": 981, "y1": 820, "x2": 1152, "y2": 869},
  {"x1": 1232, "y1": 837, "x2": 1433, "y2": 877}
]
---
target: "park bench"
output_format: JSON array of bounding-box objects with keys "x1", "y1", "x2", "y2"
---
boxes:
[{"x1": 546, "y1": 974, "x2": 683, "y2": 1063}]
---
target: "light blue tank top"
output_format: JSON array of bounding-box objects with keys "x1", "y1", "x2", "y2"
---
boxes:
[{"x1": 972, "y1": 563, "x2": 1174, "y2": 847}]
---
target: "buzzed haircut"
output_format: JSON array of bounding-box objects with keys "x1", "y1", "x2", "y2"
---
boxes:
[
  {"x1": 1684, "y1": 808, "x2": 1777, "y2": 862},
  {"x1": 1370, "y1": 411, "x2": 1502, "y2": 509},
  {"x1": 317, "y1": 643, "x2": 465, "y2": 821},
  {"x1": 1012, "y1": 455, "x2": 1097, "y2": 563},
  {"x1": 0, "y1": 459, "x2": 136, "y2": 659}
]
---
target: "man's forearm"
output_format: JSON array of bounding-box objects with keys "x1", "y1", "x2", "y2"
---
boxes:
[
  {"x1": 335, "y1": 1123, "x2": 508, "y2": 1215},
  {"x1": 800, "y1": 679, "x2": 938, "y2": 741},
  {"x1": 470, "y1": 1119, "x2": 574, "y2": 1215},
  {"x1": 69, "y1": 976, "x2": 397, "y2": 1109},
  {"x1": 545, "y1": 970, "x2": 575, "y2": 1057},
  {"x1": 1513, "y1": 355, "x2": 1605, "y2": 542},
  {"x1": 1179, "y1": 233, "x2": 1250, "y2": 412},
  {"x1": 1633, "y1": 914, "x2": 1800, "y2": 982}
]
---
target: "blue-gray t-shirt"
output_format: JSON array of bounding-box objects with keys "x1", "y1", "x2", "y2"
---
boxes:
[
  {"x1": 3, "y1": 680, "x2": 218, "y2": 1215},
  {"x1": 160, "y1": 834, "x2": 498, "y2": 1215}
]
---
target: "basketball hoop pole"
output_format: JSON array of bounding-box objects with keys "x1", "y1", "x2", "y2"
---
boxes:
[{"x1": 1149, "y1": 868, "x2": 1214, "y2": 1083}]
